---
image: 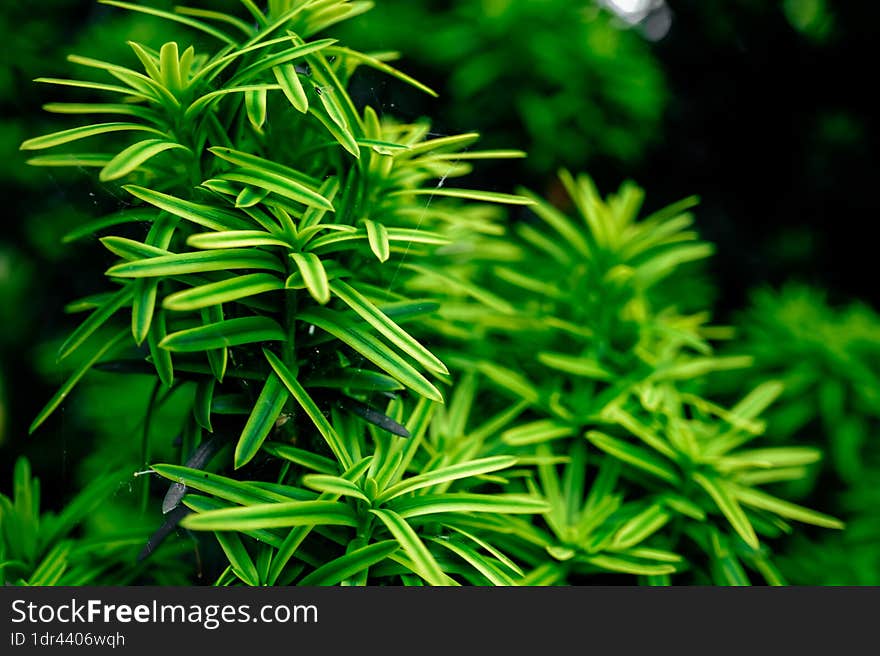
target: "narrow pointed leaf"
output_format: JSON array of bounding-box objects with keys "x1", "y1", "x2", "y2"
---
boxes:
[
  {"x1": 585, "y1": 431, "x2": 681, "y2": 485},
  {"x1": 376, "y1": 456, "x2": 517, "y2": 504},
  {"x1": 57, "y1": 286, "x2": 133, "y2": 361},
  {"x1": 194, "y1": 378, "x2": 215, "y2": 432},
  {"x1": 107, "y1": 249, "x2": 284, "y2": 278},
  {"x1": 161, "y1": 316, "x2": 285, "y2": 352},
  {"x1": 693, "y1": 473, "x2": 760, "y2": 549},
  {"x1": 147, "y1": 310, "x2": 173, "y2": 387},
  {"x1": 233, "y1": 373, "x2": 289, "y2": 469},
  {"x1": 181, "y1": 500, "x2": 357, "y2": 531},
  {"x1": 262, "y1": 443, "x2": 337, "y2": 475},
  {"x1": 21, "y1": 123, "x2": 164, "y2": 150},
  {"x1": 263, "y1": 349, "x2": 353, "y2": 469},
  {"x1": 362, "y1": 219, "x2": 390, "y2": 262},
  {"x1": 300, "y1": 475, "x2": 368, "y2": 502},
  {"x1": 187, "y1": 230, "x2": 290, "y2": 250},
  {"x1": 309, "y1": 106, "x2": 359, "y2": 158},
  {"x1": 245, "y1": 88, "x2": 268, "y2": 129},
  {"x1": 220, "y1": 170, "x2": 334, "y2": 211},
  {"x1": 299, "y1": 309, "x2": 443, "y2": 402},
  {"x1": 99, "y1": 139, "x2": 190, "y2": 182},
  {"x1": 273, "y1": 63, "x2": 308, "y2": 112},
  {"x1": 290, "y1": 252, "x2": 330, "y2": 304},
  {"x1": 369, "y1": 508, "x2": 452, "y2": 586},
  {"x1": 611, "y1": 505, "x2": 672, "y2": 550},
  {"x1": 730, "y1": 485, "x2": 844, "y2": 529},
  {"x1": 98, "y1": 1, "x2": 236, "y2": 44},
  {"x1": 123, "y1": 185, "x2": 252, "y2": 231},
  {"x1": 152, "y1": 464, "x2": 293, "y2": 505},
  {"x1": 390, "y1": 188, "x2": 534, "y2": 205},
  {"x1": 163, "y1": 273, "x2": 283, "y2": 312},
  {"x1": 298, "y1": 540, "x2": 399, "y2": 586},
  {"x1": 215, "y1": 532, "x2": 260, "y2": 586},
  {"x1": 30, "y1": 329, "x2": 128, "y2": 434},
  {"x1": 388, "y1": 493, "x2": 550, "y2": 519},
  {"x1": 331, "y1": 280, "x2": 447, "y2": 376}
]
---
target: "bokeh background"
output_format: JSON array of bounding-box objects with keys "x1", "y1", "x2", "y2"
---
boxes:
[{"x1": 2, "y1": 0, "x2": 878, "y2": 584}]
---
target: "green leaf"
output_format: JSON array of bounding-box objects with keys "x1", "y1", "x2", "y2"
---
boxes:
[
  {"x1": 215, "y1": 532, "x2": 260, "y2": 586},
  {"x1": 187, "y1": 230, "x2": 290, "y2": 250},
  {"x1": 362, "y1": 219, "x2": 390, "y2": 262},
  {"x1": 163, "y1": 273, "x2": 283, "y2": 312},
  {"x1": 236, "y1": 186, "x2": 271, "y2": 209},
  {"x1": 375, "y1": 456, "x2": 517, "y2": 504},
  {"x1": 650, "y1": 356, "x2": 753, "y2": 382},
  {"x1": 220, "y1": 169, "x2": 335, "y2": 211},
  {"x1": 98, "y1": 0, "x2": 237, "y2": 44},
  {"x1": 194, "y1": 378, "x2": 215, "y2": 432},
  {"x1": 160, "y1": 316, "x2": 286, "y2": 352},
  {"x1": 98, "y1": 139, "x2": 190, "y2": 182},
  {"x1": 309, "y1": 105, "x2": 360, "y2": 158},
  {"x1": 151, "y1": 464, "x2": 293, "y2": 505},
  {"x1": 431, "y1": 538, "x2": 515, "y2": 586},
  {"x1": 692, "y1": 473, "x2": 760, "y2": 549},
  {"x1": 299, "y1": 309, "x2": 443, "y2": 402},
  {"x1": 582, "y1": 554, "x2": 676, "y2": 577},
  {"x1": 388, "y1": 493, "x2": 550, "y2": 519},
  {"x1": 300, "y1": 475, "x2": 368, "y2": 502},
  {"x1": 729, "y1": 485, "x2": 844, "y2": 529},
  {"x1": 611, "y1": 505, "x2": 672, "y2": 550},
  {"x1": 273, "y1": 63, "x2": 308, "y2": 112},
  {"x1": 537, "y1": 352, "x2": 613, "y2": 381},
  {"x1": 262, "y1": 443, "x2": 337, "y2": 475},
  {"x1": 107, "y1": 249, "x2": 285, "y2": 278},
  {"x1": 245, "y1": 88, "x2": 268, "y2": 129},
  {"x1": 297, "y1": 540, "x2": 399, "y2": 586},
  {"x1": 585, "y1": 431, "x2": 681, "y2": 485},
  {"x1": 27, "y1": 543, "x2": 71, "y2": 586},
  {"x1": 290, "y1": 252, "x2": 330, "y2": 304},
  {"x1": 20, "y1": 122, "x2": 165, "y2": 150},
  {"x1": 30, "y1": 328, "x2": 128, "y2": 434},
  {"x1": 331, "y1": 280, "x2": 447, "y2": 376},
  {"x1": 132, "y1": 279, "x2": 158, "y2": 346},
  {"x1": 147, "y1": 310, "x2": 174, "y2": 387},
  {"x1": 101, "y1": 236, "x2": 168, "y2": 261},
  {"x1": 43, "y1": 101, "x2": 159, "y2": 120},
  {"x1": 184, "y1": 84, "x2": 281, "y2": 120},
  {"x1": 34, "y1": 76, "x2": 145, "y2": 97},
  {"x1": 476, "y1": 362, "x2": 539, "y2": 404},
  {"x1": 27, "y1": 154, "x2": 112, "y2": 168},
  {"x1": 236, "y1": 372, "x2": 289, "y2": 470},
  {"x1": 316, "y1": 86, "x2": 348, "y2": 131},
  {"x1": 719, "y1": 447, "x2": 822, "y2": 470},
  {"x1": 124, "y1": 185, "x2": 252, "y2": 231},
  {"x1": 57, "y1": 286, "x2": 133, "y2": 361},
  {"x1": 328, "y1": 47, "x2": 437, "y2": 97},
  {"x1": 181, "y1": 500, "x2": 357, "y2": 531},
  {"x1": 132, "y1": 216, "x2": 177, "y2": 345},
  {"x1": 183, "y1": 497, "x2": 284, "y2": 548},
  {"x1": 230, "y1": 39, "x2": 337, "y2": 84},
  {"x1": 62, "y1": 211, "x2": 154, "y2": 243},
  {"x1": 369, "y1": 508, "x2": 453, "y2": 586},
  {"x1": 390, "y1": 188, "x2": 534, "y2": 205},
  {"x1": 263, "y1": 349, "x2": 353, "y2": 469},
  {"x1": 502, "y1": 419, "x2": 575, "y2": 446}
]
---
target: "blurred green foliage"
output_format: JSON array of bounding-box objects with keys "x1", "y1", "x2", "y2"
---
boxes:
[
  {"x1": 716, "y1": 285, "x2": 880, "y2": 584},
  {"x1": 335, "y1": 0, "x2": 667, "y2": 173}
]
